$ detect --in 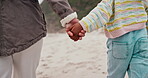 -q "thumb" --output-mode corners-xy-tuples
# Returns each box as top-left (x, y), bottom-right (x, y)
(67, 31), (73, 36)
(65, 23), (71, 28)
(66, 24), (74, 32)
